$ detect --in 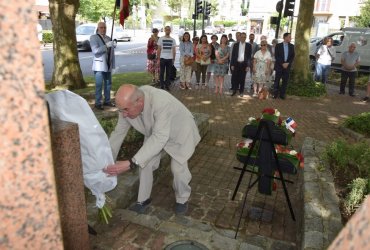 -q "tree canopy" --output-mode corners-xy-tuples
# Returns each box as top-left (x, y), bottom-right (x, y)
(355, 0), (370, 27)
